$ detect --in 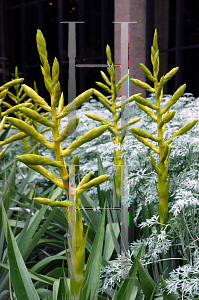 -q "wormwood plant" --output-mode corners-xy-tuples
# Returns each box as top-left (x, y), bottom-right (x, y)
(129, 29), (198, 230)
(85, 45), (141, 204)
(6, 30), (111, 299)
